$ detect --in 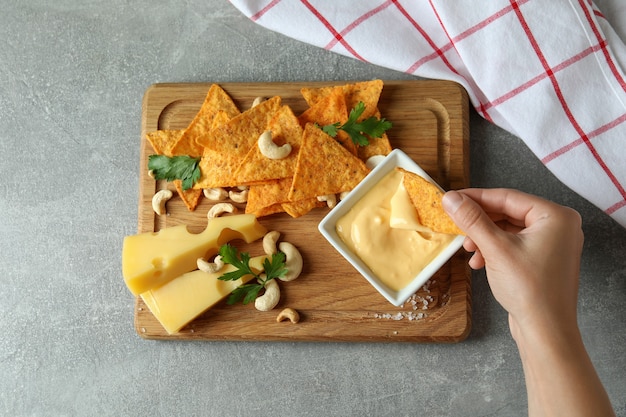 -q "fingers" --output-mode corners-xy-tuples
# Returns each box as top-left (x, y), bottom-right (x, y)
(443, 188), (580, 270)
(463, 236), (478, 252)
(442, 190), (507, 255)
(469, 249), (485, 269)
(461, 236), (485, 268)
(455, 188), (556, 227)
